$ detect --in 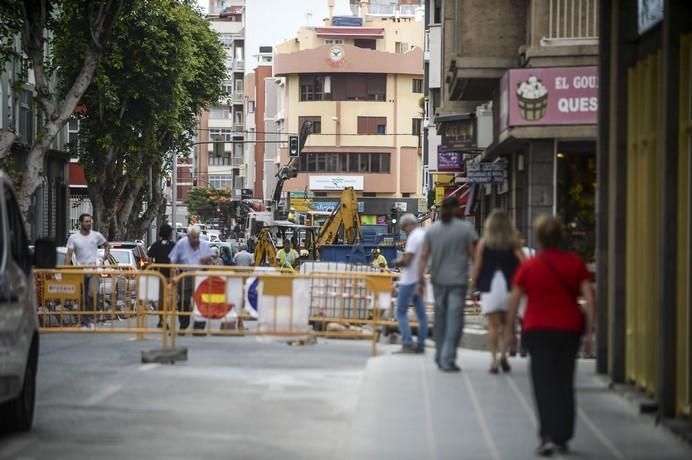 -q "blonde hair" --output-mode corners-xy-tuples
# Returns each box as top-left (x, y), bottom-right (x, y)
(533, 214), (563, 249)
(483, 209), (519, 250)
